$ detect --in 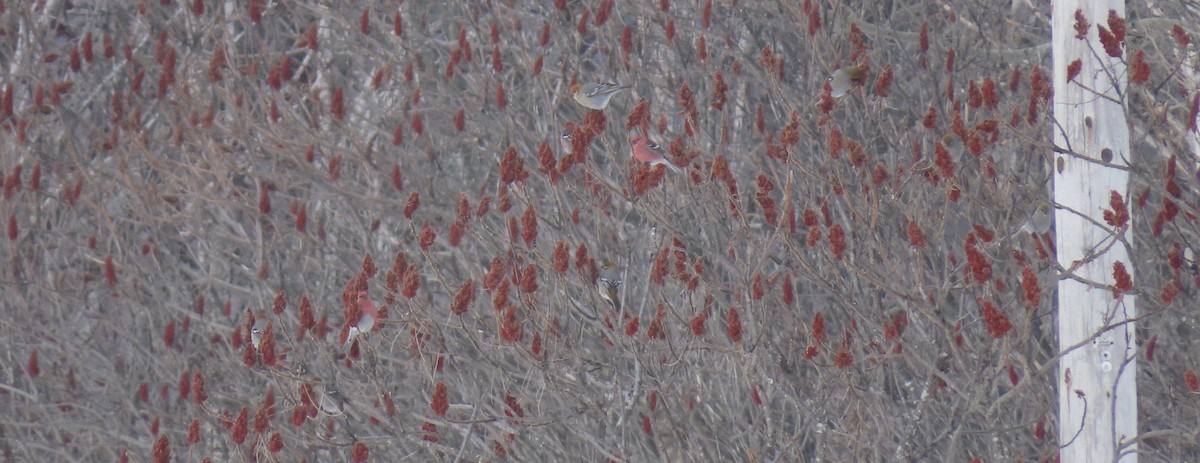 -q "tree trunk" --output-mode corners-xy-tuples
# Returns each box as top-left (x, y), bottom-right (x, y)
(1053, 2), (1138, 462)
